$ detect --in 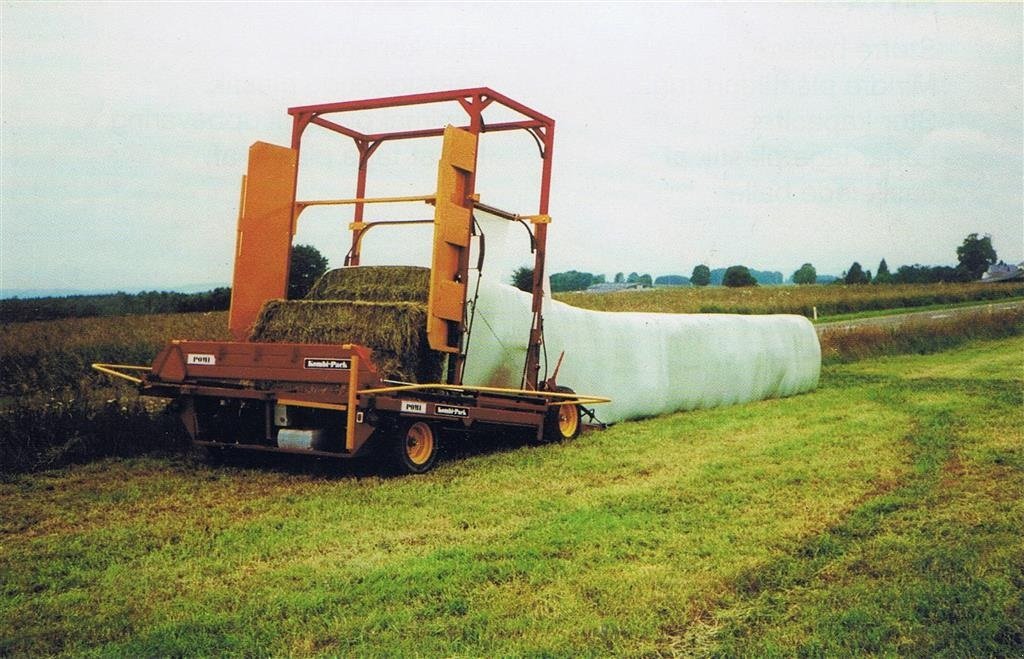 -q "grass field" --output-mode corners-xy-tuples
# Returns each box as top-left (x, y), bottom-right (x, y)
(557, 281), (1024, 318)
(2, 336), (1020, 655)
